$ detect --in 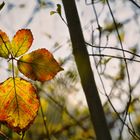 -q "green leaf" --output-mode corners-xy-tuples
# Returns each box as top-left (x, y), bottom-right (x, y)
(50, 11), (57, 15)
(56, 4), (61, 16)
